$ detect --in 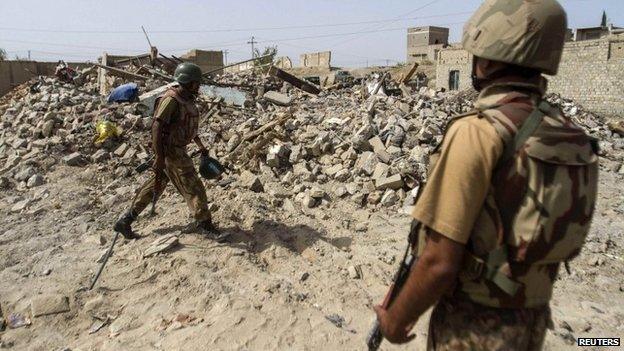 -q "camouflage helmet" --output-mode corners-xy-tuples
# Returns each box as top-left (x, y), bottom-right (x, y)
(174, 62), (202, 84)
(462, 0), (568, 75)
